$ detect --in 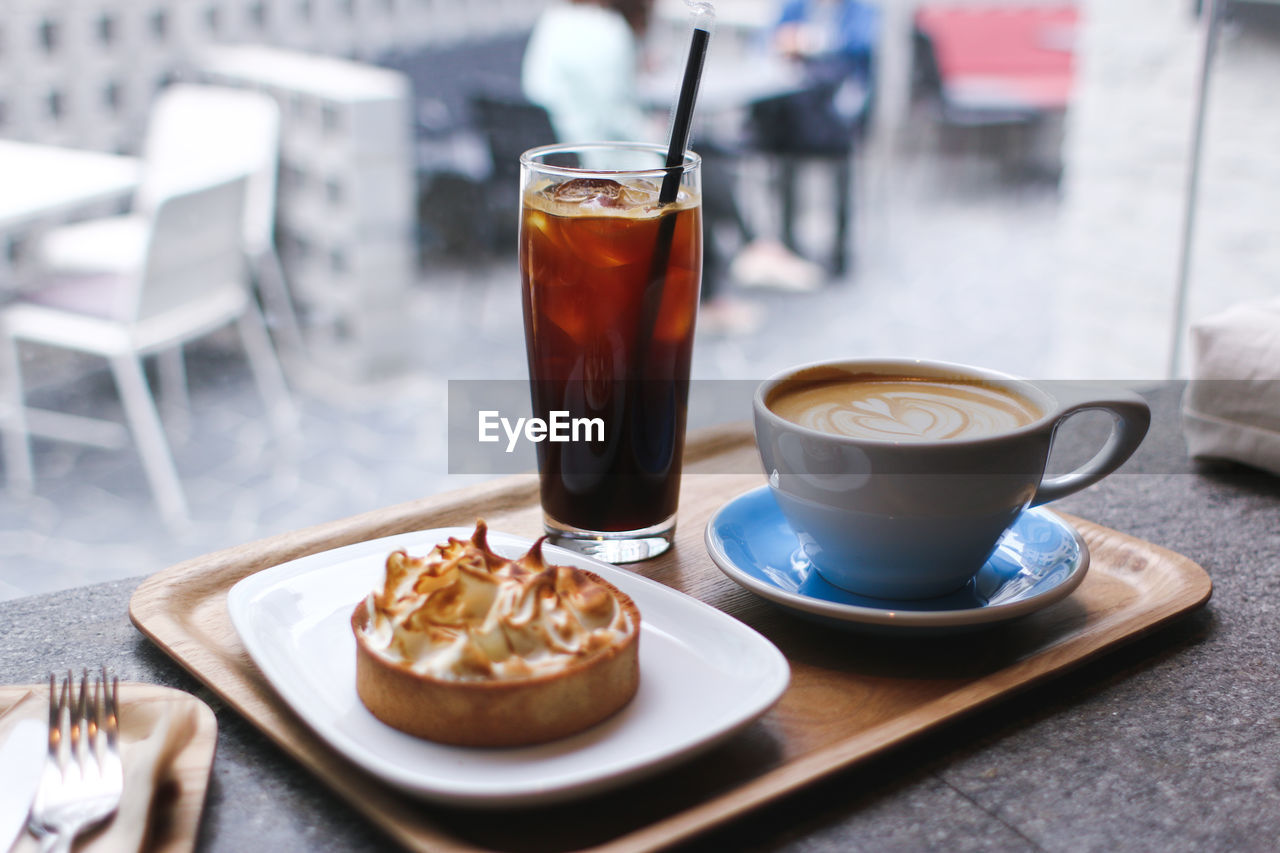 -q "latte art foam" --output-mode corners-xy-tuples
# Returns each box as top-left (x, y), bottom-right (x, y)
(769, 377), (1041, 441)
